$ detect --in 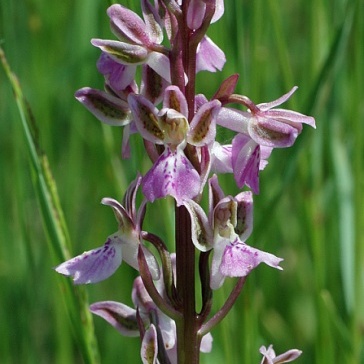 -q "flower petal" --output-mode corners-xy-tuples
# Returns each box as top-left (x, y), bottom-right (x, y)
(232, 134), (261, 194)
(54, 236), (122, 284)
(92, 39), (149, 65)
(220, 239), (283, 277)
(196, 36), (226, 73)
(187, 0), (206, 29)
(183, 199), (213, 251)
(163, 86), (188, 119)
(90, 300), (139, 336)
(235, 191), (253, 241)
(75, 87), (131, 126)
(108, 4), (151, 46)
(141, 64), (168, 105)
(141, 0), (163, 44)
(128, 93), (165, 143)
(200, 332), (213, 353)
(123, 243), (160, 280)
(188, 99), (220, 146)
(248, 116), (299, 148)
(216, 106), (249, 133)
(142, 147), (201, 205)
(210, 142), (233, 174)
(141, 324), (158, 364)
(146, 52), (172, 83)
(257, 86), (298, 111)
